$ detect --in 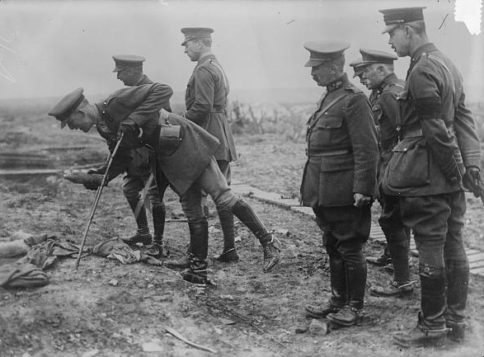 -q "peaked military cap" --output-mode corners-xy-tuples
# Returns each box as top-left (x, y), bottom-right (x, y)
(48, 88), (85, 128)
(349, 58), (365, 78)
(181, 27), (214, 46)
(379, 7), (426, 33)
(112, 55), (145, 72)
(303, 41), (350, 67)
(359, 49), (397, 65)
